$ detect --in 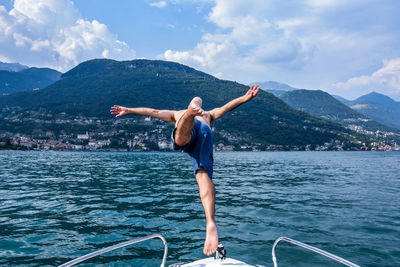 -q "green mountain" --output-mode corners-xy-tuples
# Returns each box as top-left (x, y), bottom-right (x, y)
(0, 67), (61, 95)
(281, 90), (362, 119)
(0, 59), (366, 148)
(278, 89), (399, 133)
(347, 92), (400, 130)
